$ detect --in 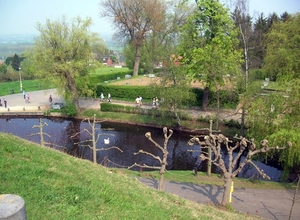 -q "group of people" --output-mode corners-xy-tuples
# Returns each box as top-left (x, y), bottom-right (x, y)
(152, 97), (159, 108)
(0, 97), (7, 108)
(100, 93), (112, 102)
(22, 90), (30, 103)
